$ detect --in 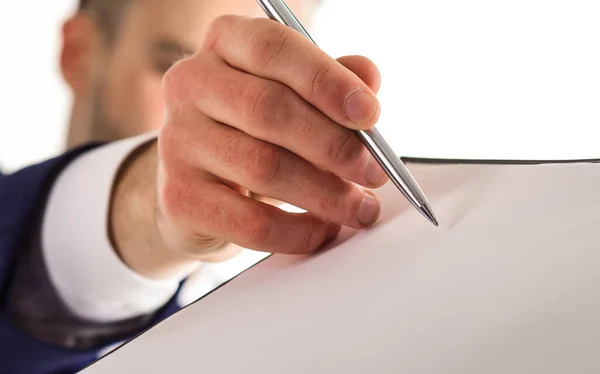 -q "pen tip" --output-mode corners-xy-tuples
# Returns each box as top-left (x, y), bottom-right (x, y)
(419, 204), (439, 227)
